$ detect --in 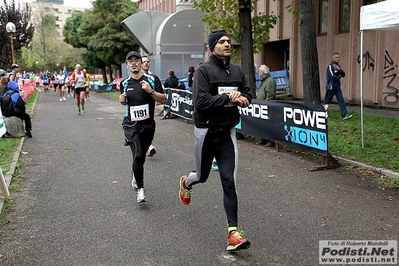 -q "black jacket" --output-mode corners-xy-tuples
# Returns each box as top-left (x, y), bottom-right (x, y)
(192, 54), (252, 129)
(163, 75), (179, 88)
